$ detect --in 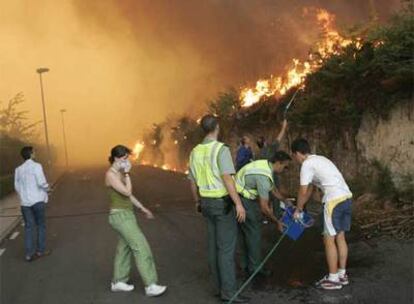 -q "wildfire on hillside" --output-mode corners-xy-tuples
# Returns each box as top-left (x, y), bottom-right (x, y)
(149, 163), (179, 172)
(240, 8), (359, 108)
(132, 140), (180, 172)
(132, 8), (364, 171)
(132, 142), (145, 160)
